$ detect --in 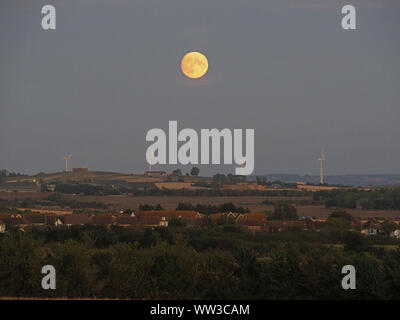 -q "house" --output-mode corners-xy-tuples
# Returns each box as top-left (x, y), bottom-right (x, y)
(115, 215), (138, 227)
(267, 221), (286, 233)
(90, 215), (115, 226)
(225, 212), (241, 219)
(140, 215), (165, 227)
(361, 219), (382, 235)
(58, 214), (89, 226)
(237, 219), (264, 232)
(0, 220), (5, 233)
(237, 213), (267, 224)
(3, 214), (27, 228)
(174, 210), (202, 225)
(23, 214), (47, 226)
(209, 213), (224, 221)
(236, 213), (267, 232)
(136, 210), (174, 220)
(135, 210), (201, 227)
(159, 216), (168, 227)
(55, 217), (63, 226)
(209, 212), (243, 225)
(390, 229), (400, 239)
